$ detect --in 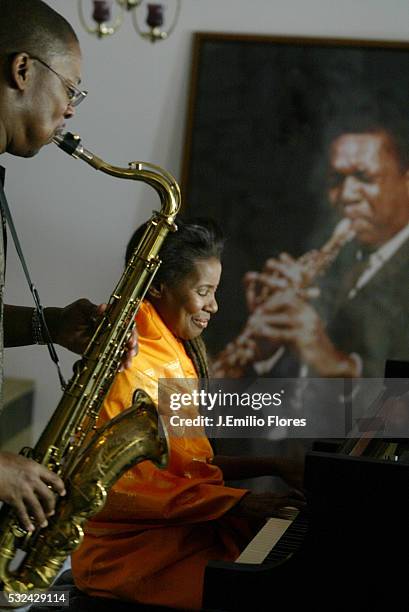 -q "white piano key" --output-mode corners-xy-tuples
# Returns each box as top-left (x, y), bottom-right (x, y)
(235, 509), (299, 565)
